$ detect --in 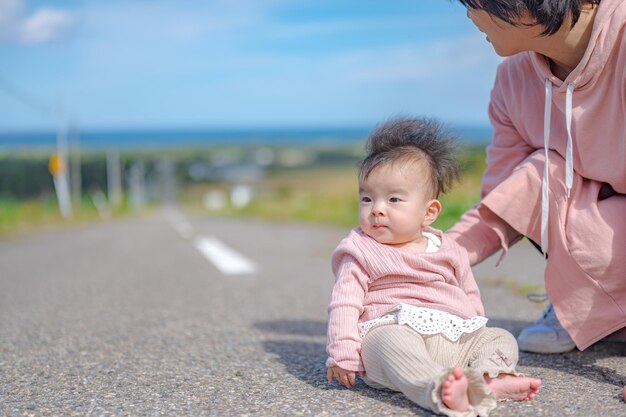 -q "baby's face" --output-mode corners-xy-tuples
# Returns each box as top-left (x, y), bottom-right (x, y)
(358, 161), (437, 247)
